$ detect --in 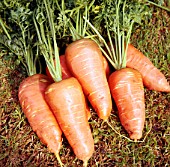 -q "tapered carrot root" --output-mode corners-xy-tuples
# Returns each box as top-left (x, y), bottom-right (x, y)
(18, 74), (63, 166)
(109, 68), (145, 140)
(65, 39), (112, 120)
(45, 77), (94, 164)
(126, 44), (170, 92)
